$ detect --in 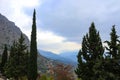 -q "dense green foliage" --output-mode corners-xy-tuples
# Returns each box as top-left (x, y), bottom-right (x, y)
(104, 25), (120, 79)
(0, 45), (8, 75)
(4, 34), (28, 79)
(75, 24), (120, 80)
(104, 25), (120, 58)
(75, 22), (104, 80)
(38, 74), (54, 80)
(27, 9), (38, 80)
